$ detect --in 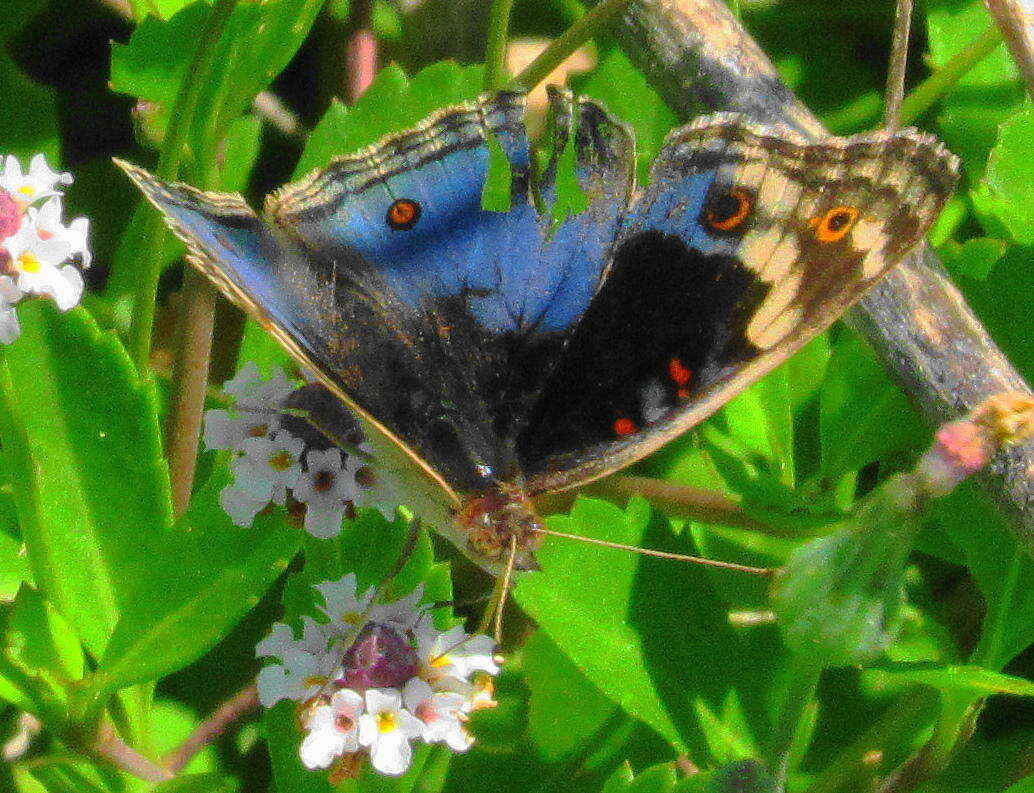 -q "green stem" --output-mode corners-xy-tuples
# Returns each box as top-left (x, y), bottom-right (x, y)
(767, 655), (824, 788)
(509, 0), (633, 91)
(483, 0), (516, 91)
(899, 24), (1002, 125)
(126, 0), (238, 372)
